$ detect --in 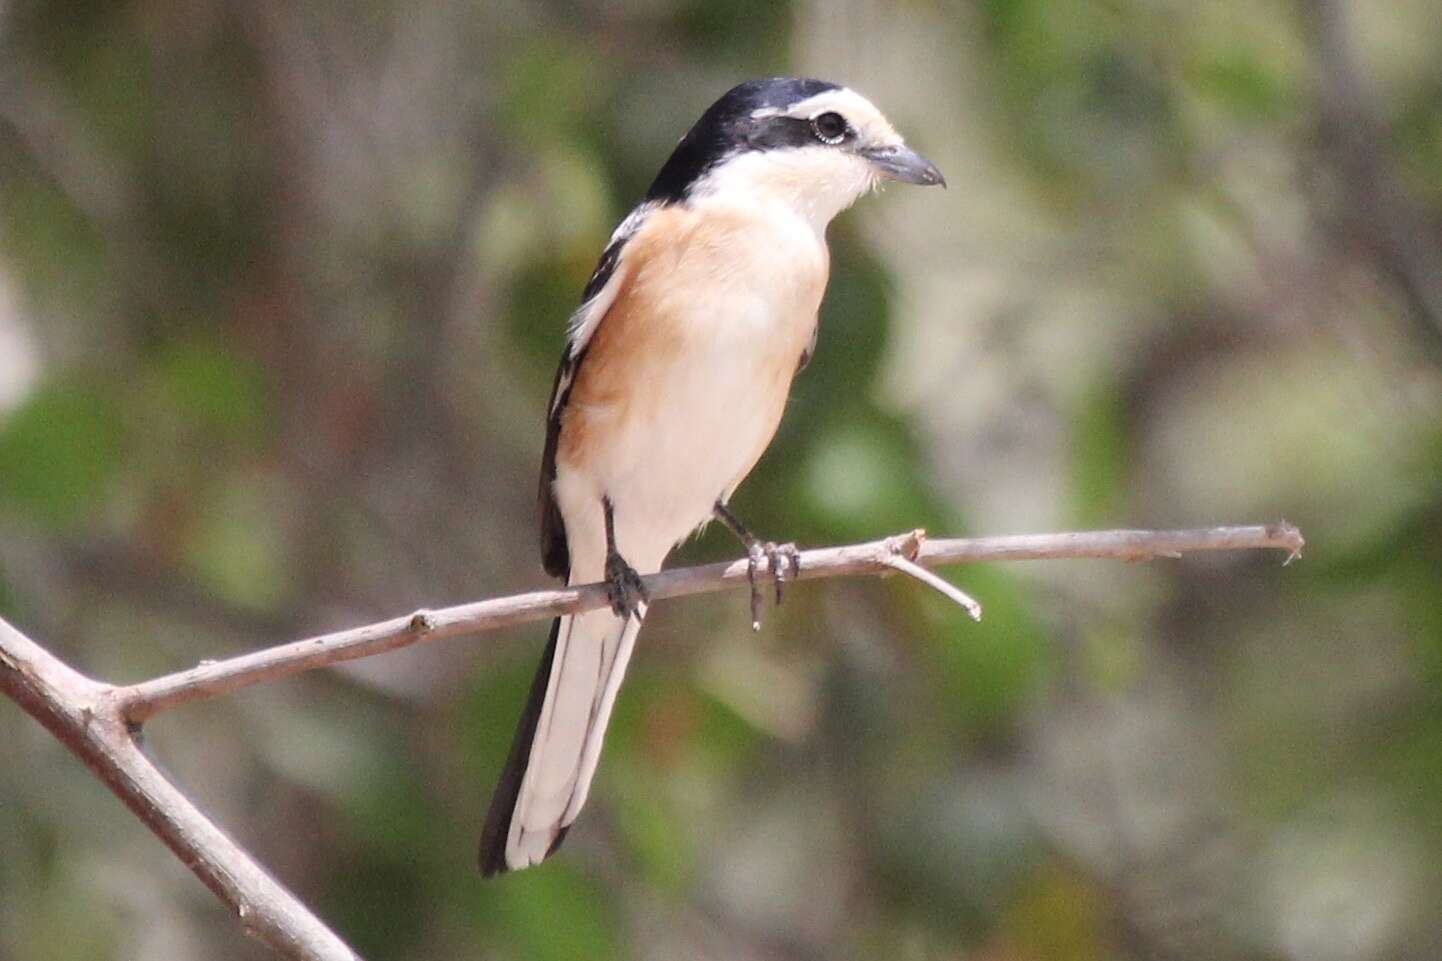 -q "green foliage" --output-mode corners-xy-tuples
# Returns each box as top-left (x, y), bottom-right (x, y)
(1067, 380), (1130, 525)
(182, 474), (290, 611)
(146, 336), (271, 443)
(325, 745), (448, 958)
(0, 178), (108, 323)
(1190, 50), (1296, 120)
(1395, 81), (1442, 202)
(466, 863), (620, 961)
(981, 0), (1177, 191)
(463, 644), (554, 794)
(915, 563), (1052, 733)
(676, 0), (792, 66)
(500, 40), (610, 147)
(0, 381), (122, 528)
